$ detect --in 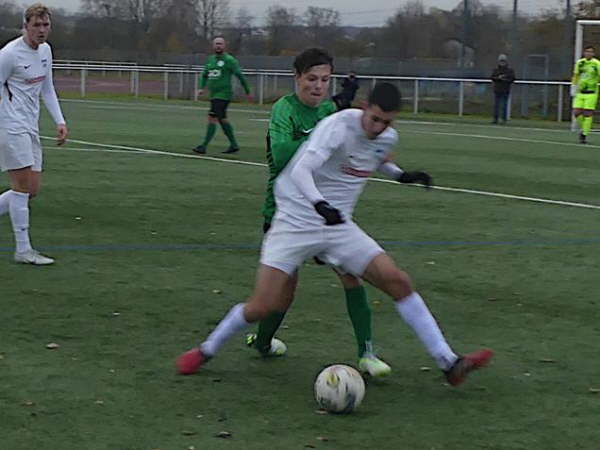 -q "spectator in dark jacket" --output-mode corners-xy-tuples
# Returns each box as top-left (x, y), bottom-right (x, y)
(491, 54), (516, 124)
(332, 71), (360, 110)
